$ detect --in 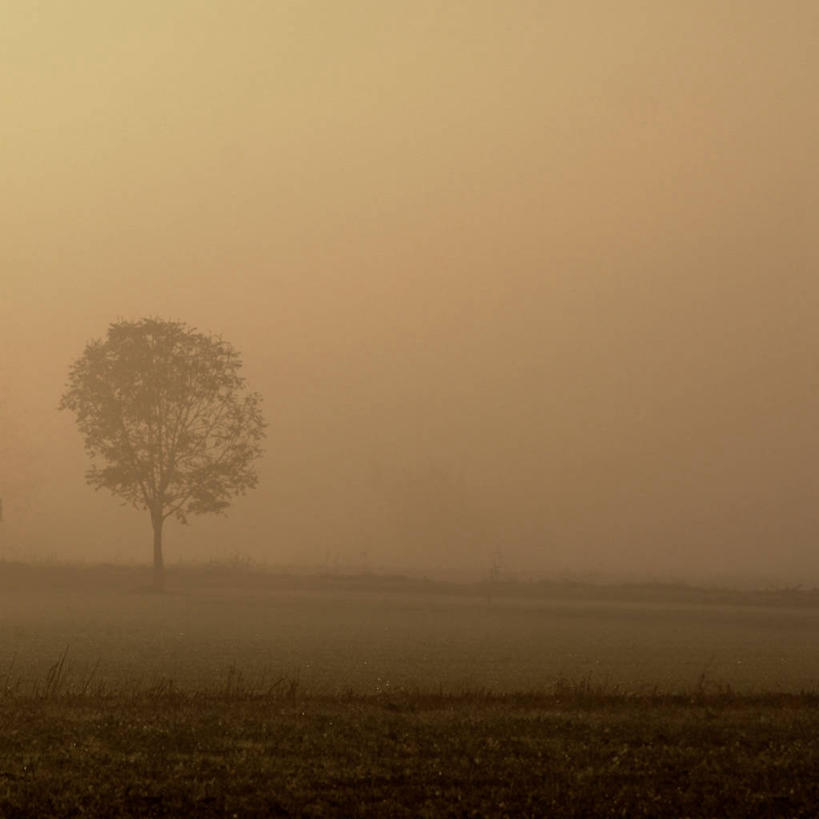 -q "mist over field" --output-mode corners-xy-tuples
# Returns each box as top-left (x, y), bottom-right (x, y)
(3, 7), (819, 813)
(3, 1), (819, 587)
